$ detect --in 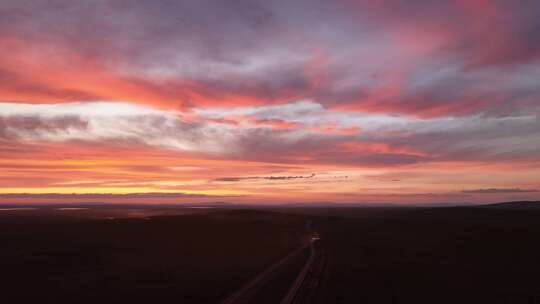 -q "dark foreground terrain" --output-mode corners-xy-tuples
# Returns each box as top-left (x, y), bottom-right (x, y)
(308, 206), (540, 304)
(1, 203), (540, 304)
(0, 208), (306, 304)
